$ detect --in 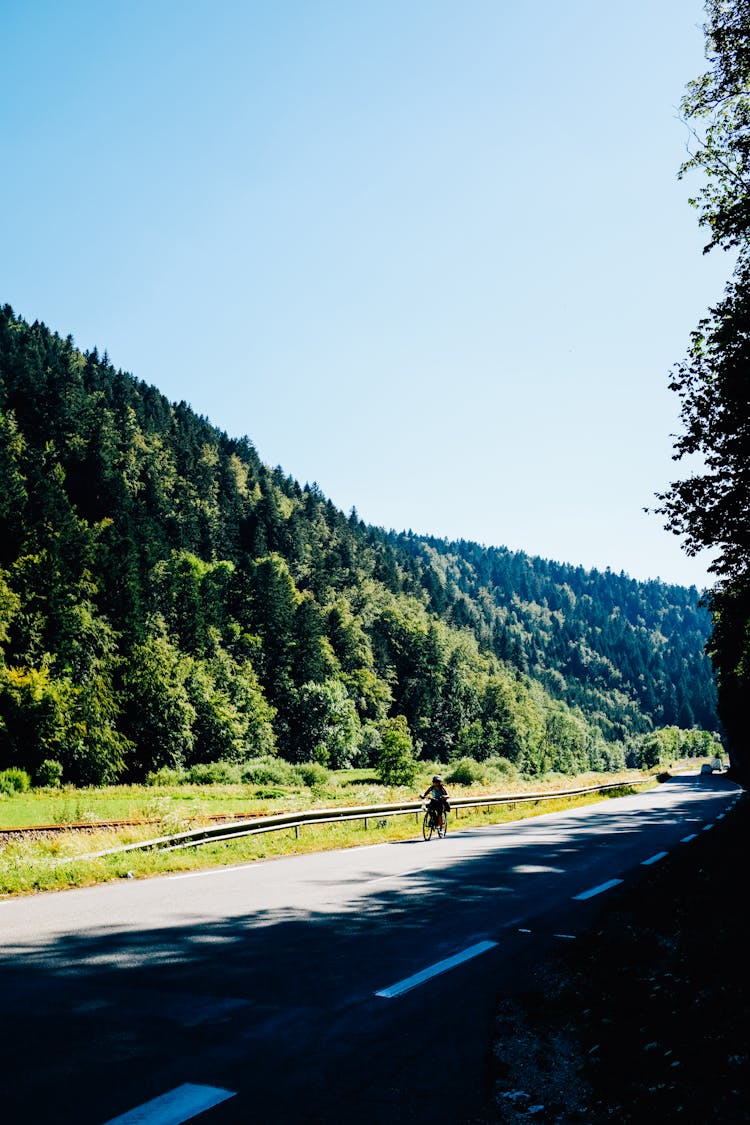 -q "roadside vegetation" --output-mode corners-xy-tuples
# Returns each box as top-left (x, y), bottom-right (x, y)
(0, 757), (707, 898)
